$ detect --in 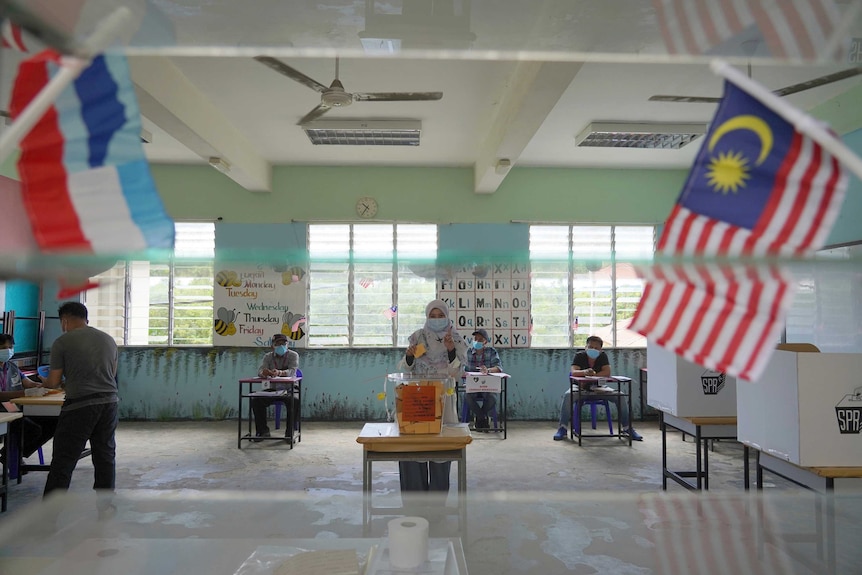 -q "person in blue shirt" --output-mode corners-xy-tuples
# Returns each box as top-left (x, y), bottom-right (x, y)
(463, 328), (502, 431)
(553, 335), (642, 441)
